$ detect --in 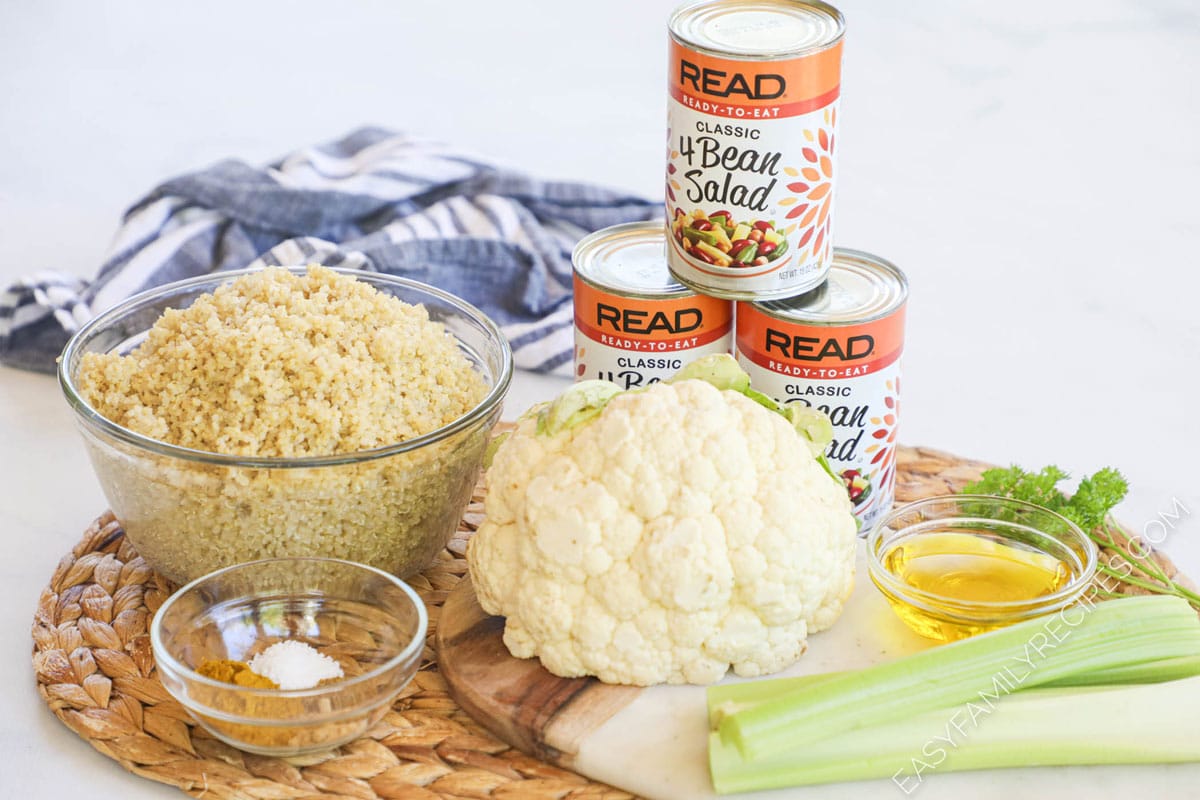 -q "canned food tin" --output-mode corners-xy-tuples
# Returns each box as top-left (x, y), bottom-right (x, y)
(573, 221), (734, 389)
(666, 0), (845, 300)
(735, 248), (907, 528)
